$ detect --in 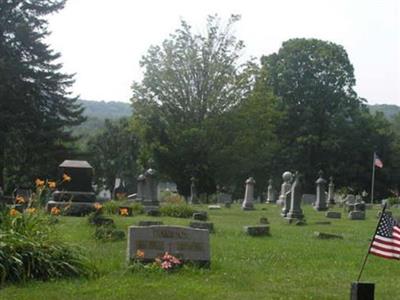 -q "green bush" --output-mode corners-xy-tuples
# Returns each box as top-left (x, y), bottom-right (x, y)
(0, 209), (97, 284)
(387, 197), (400, 206)
(160, 204), (195, 218)
(102, 200), (144, 215)
(130, 202), (144, 215)
(160, 191), (186, 204)
(102, 200), (119, 215)
(94, 225), (125, 242)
